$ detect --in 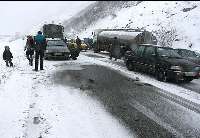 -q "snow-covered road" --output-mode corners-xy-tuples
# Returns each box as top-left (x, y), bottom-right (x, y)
(0, 39), (135, 138)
